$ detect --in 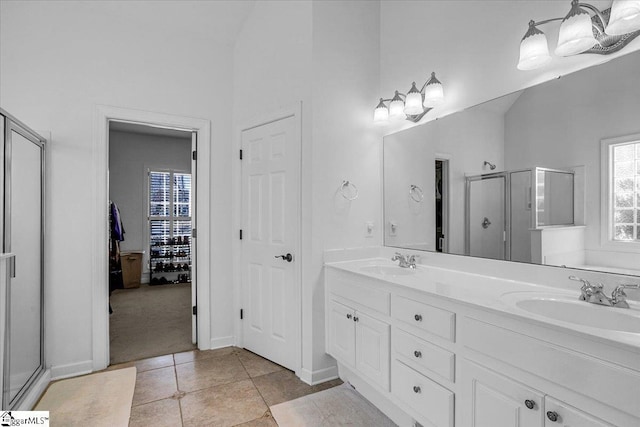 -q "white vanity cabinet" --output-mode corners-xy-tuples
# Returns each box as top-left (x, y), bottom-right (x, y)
(326, 272), (391, 392)
(461, 360), (614, 427)
(324, 263), (640, 427)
